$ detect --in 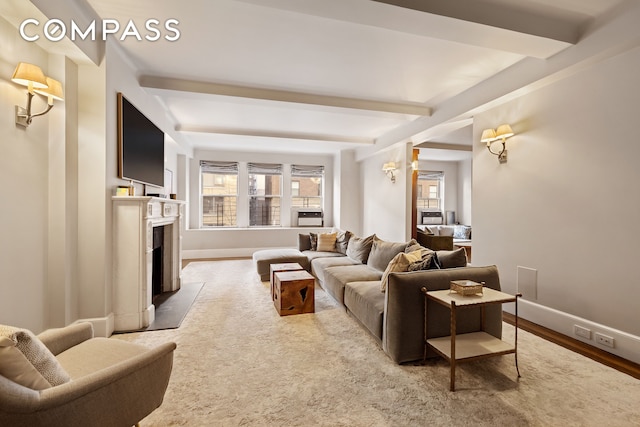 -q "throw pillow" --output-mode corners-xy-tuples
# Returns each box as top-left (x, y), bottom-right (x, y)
(332, 228), (352, 255)
(346, 234), (375, 264)
(405, 238), (422, 253)
(437, 226), (454, 237)
(309, 232), (318, 251)
(408, 249), (439, 271)
(298, 234), (312, 251)
(367, 236), (409, 272)
(0, 325), (71, 388)
(0, 337), (52, 390)
(453, 225), (472, 240)
(436, 247), (468, 268)
(380, 249), (423, 292)
(316, 232), (338, 252)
